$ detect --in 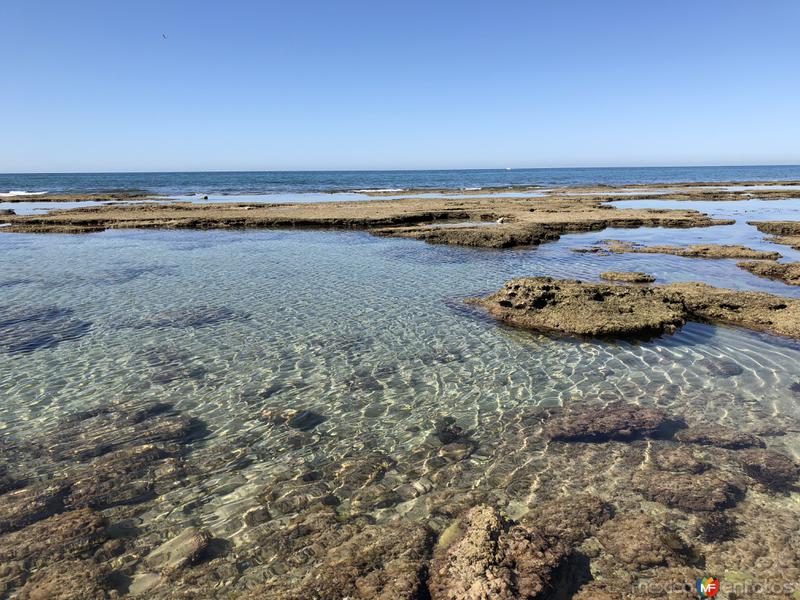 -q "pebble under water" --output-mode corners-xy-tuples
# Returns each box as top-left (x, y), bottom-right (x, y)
(1, 198), (800, 598)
